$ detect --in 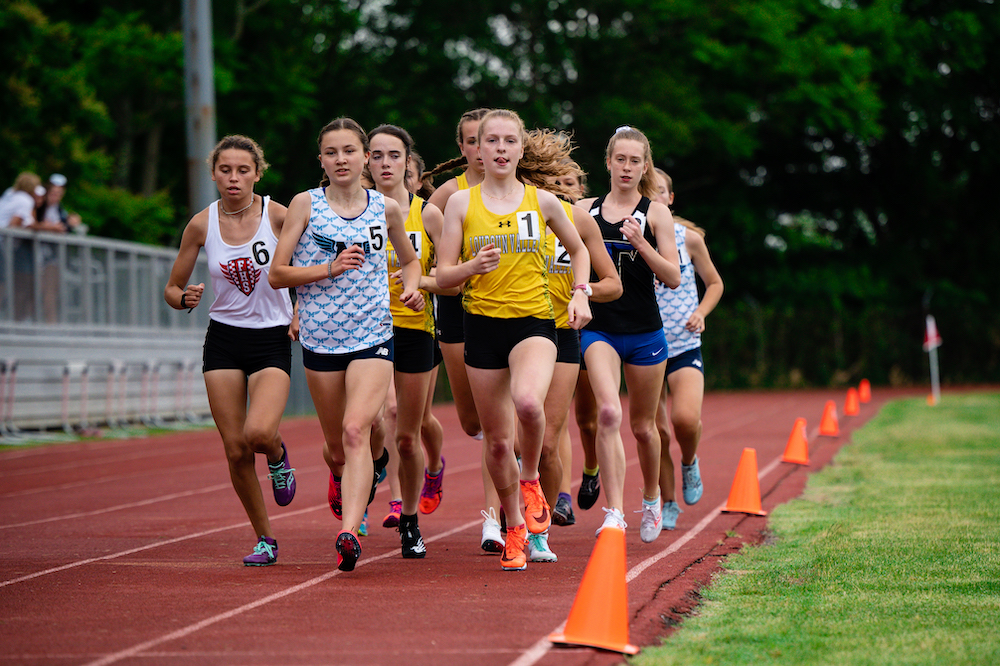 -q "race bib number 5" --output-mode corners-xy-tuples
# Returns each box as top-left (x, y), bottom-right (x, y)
(368, 222), (386, 252)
